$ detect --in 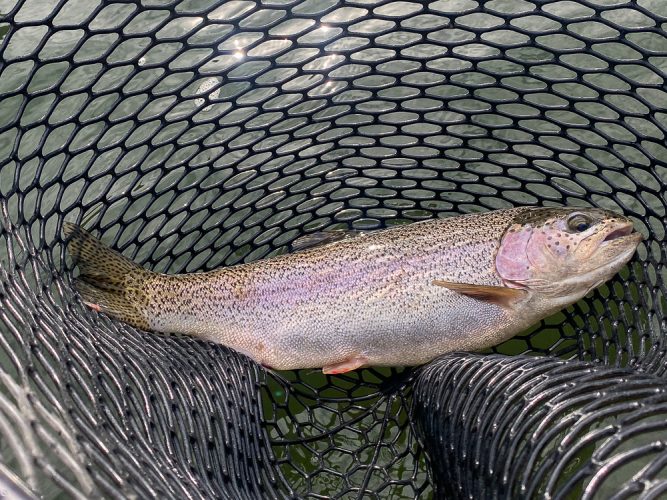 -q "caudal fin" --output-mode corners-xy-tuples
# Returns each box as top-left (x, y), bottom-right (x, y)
(63, 222), (152, 330)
